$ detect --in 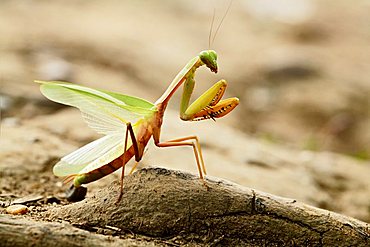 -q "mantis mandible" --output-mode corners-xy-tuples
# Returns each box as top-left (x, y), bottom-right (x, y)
(36, 50), (239, 201)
